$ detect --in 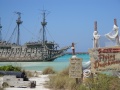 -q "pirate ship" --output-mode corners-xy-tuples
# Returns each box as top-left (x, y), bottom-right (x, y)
(0, 11), (70, 62)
